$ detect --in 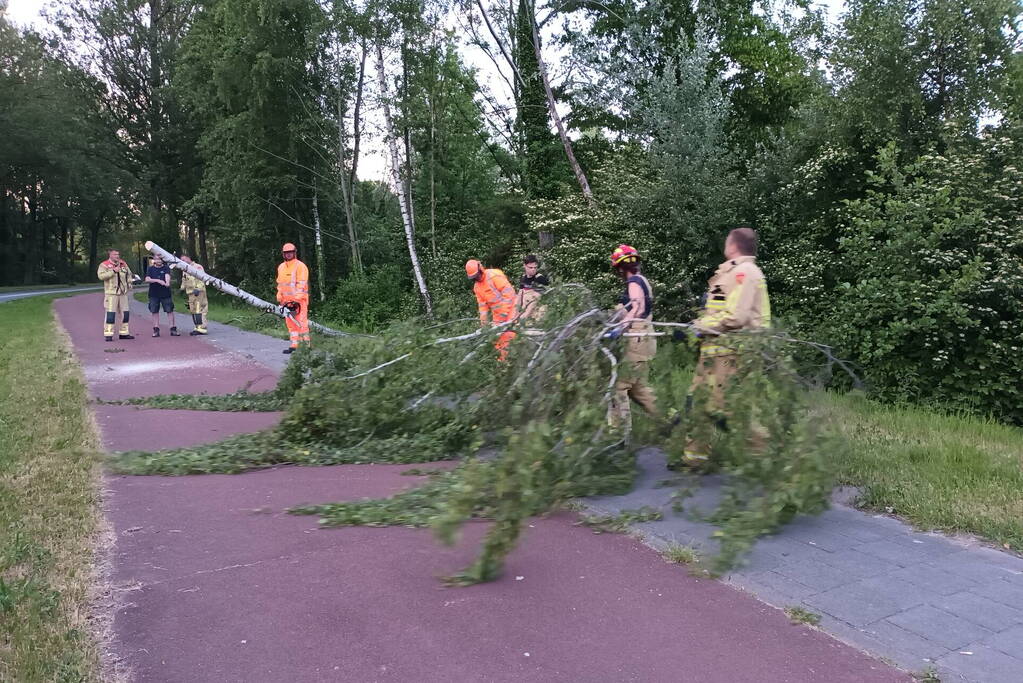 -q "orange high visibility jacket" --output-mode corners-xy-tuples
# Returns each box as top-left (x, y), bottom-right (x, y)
(277, 259), (310, 303)
(473, 268), (516, 324)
